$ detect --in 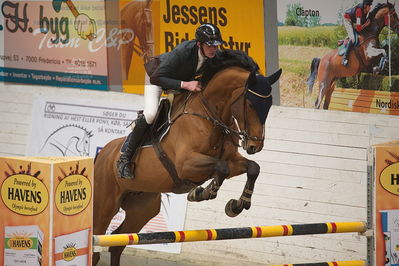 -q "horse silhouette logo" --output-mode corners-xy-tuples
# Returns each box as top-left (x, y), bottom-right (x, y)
(39, 124), (94, 156)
